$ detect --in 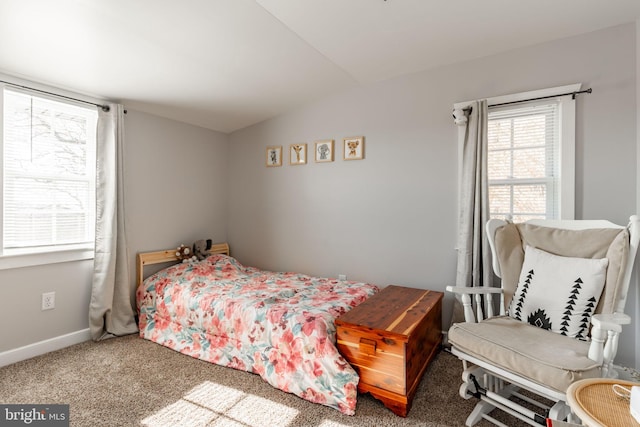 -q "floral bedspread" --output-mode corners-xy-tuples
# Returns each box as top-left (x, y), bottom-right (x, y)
(136, 254), (379, 415)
